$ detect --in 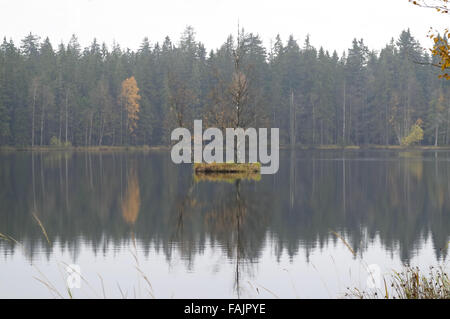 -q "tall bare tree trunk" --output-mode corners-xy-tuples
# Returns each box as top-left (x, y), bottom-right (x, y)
(112, 127), (115, 146)
(343, 80), (346, 145)
(59, 108), (62, 142)
(89, 113), (93, 146)
(349, 100), (352, 145)
(435, 124), (439, 147)
(120, 109), (123, 145)
(40, 103), (45, 146)
(290, 91), (295, 148)
(65, 89), (69, 144)
(407, 82), (411, 132)
(31, 83), (37, 147)
(385, 102), (389, 145)
(98, 116), (104, 146)
(312, 101), (316, 145)
(85, 123), (88, 146)
(321, 120), (324, 145)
